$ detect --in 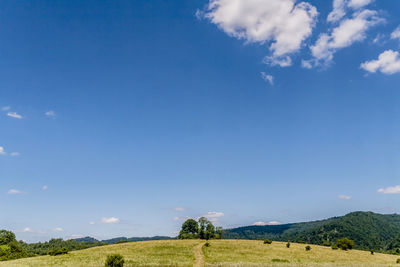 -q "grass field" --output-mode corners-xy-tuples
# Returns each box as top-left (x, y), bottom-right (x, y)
(1, 239), (399, 267)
